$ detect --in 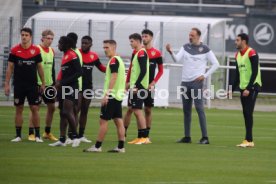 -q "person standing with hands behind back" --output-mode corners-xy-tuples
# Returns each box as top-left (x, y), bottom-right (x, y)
(232, 33), (262, 148)
(28, 29), (58, 142)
